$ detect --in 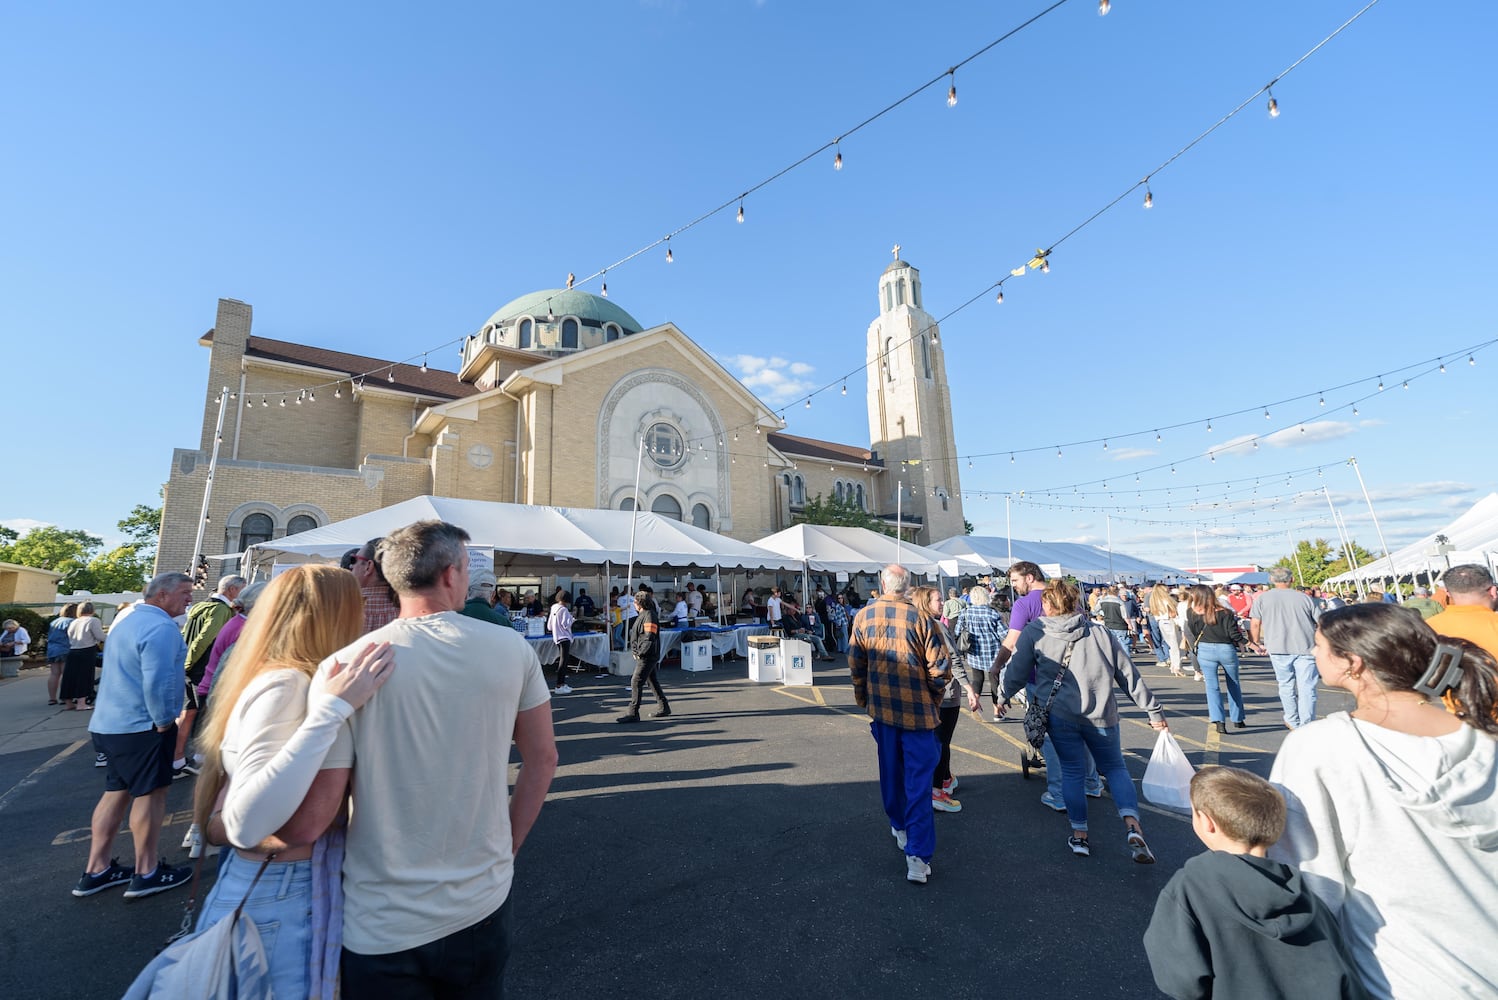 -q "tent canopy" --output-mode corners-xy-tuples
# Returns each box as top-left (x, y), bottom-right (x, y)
(241, 496), (803, 574)
(927, 535), (1192, 584)
(1225, 571), (1271, 586)
(1326, 492), (1498, 585)
(751, 524), (958, 576)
